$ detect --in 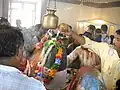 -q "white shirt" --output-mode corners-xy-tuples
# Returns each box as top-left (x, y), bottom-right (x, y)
(84, 36), (120, 89)
(0, 65), (46, 90)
